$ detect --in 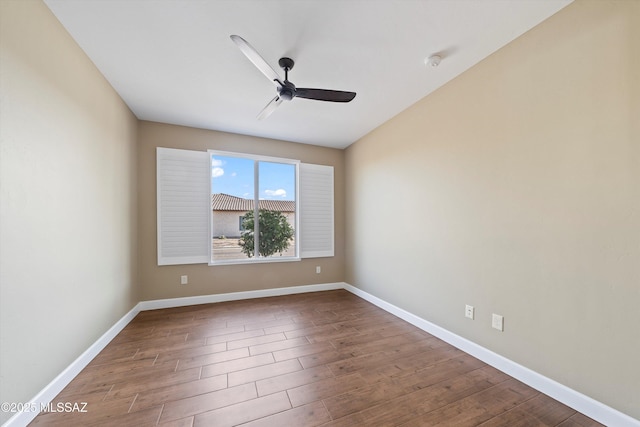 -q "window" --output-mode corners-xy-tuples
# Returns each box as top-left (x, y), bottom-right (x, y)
(157, 147), (333, 266)
(210, 151), (298, 264)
